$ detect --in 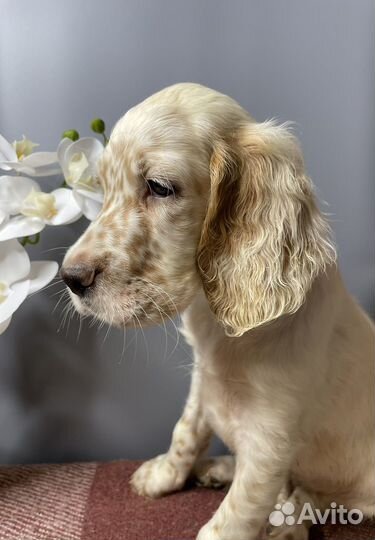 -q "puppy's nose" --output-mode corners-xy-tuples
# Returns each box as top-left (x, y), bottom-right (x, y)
(61, 264), (96, 297)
